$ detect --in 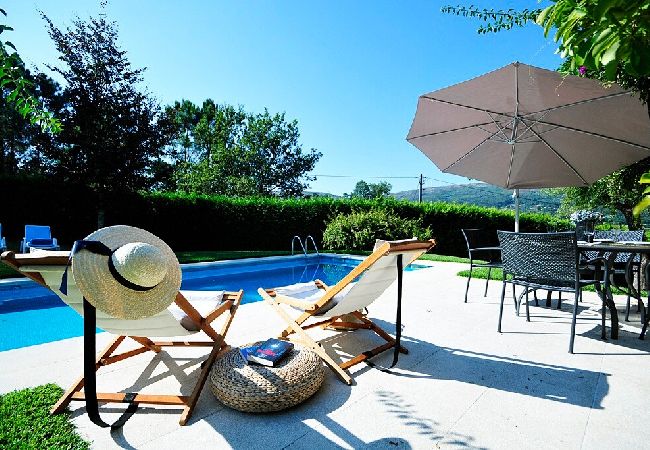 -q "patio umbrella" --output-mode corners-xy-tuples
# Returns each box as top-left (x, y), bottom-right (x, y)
(406, 62), (650, 230)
